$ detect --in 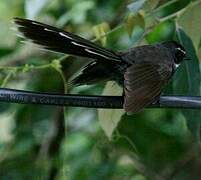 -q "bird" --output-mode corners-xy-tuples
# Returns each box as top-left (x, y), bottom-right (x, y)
(13, 17), (188, 114)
